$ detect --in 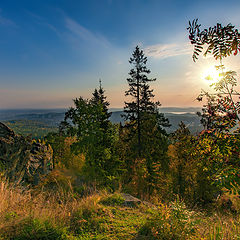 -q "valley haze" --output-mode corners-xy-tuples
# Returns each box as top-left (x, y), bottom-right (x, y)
(0, 107), (203, 135)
